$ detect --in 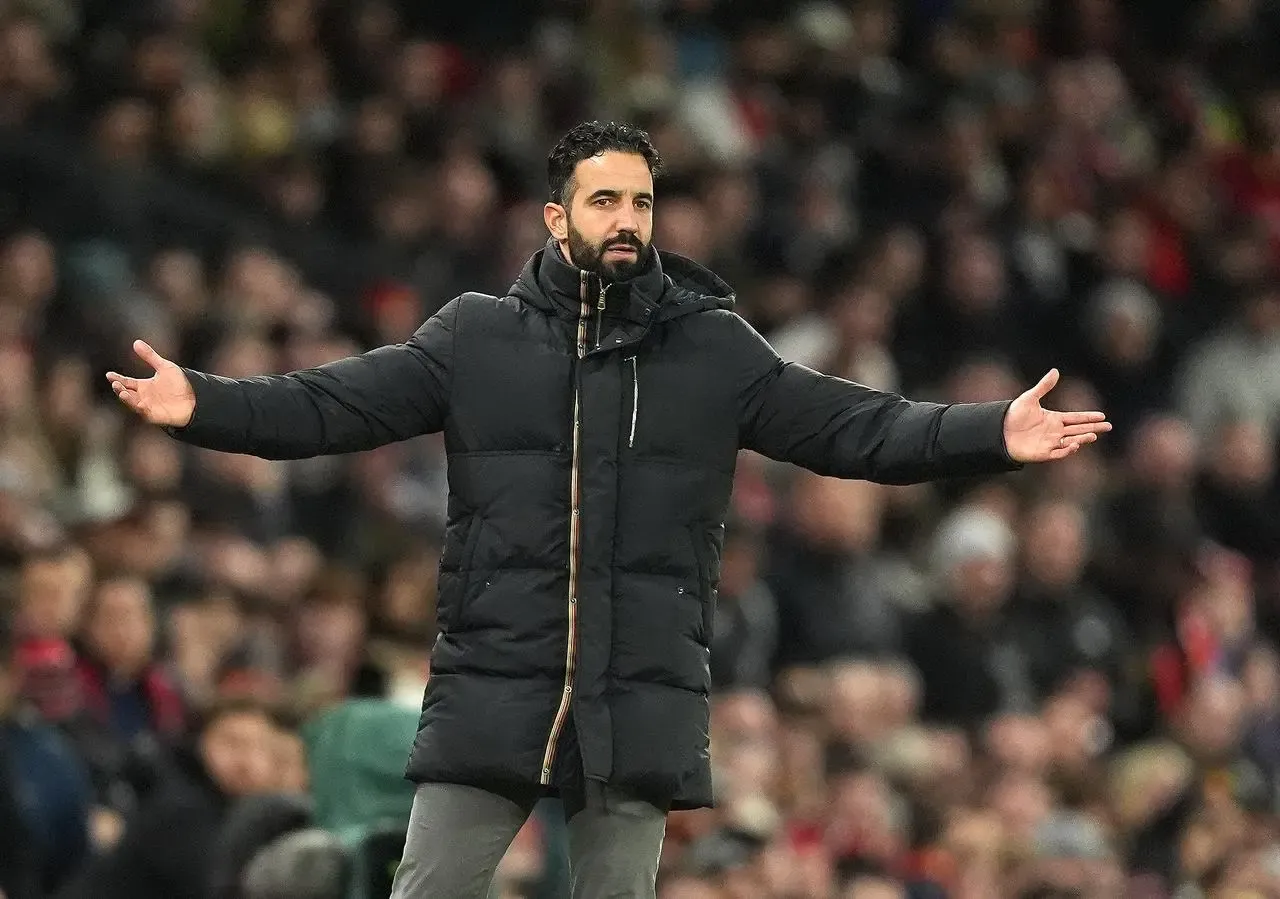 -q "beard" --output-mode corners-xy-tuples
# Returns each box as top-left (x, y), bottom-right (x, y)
(566, 221), (651, 281)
